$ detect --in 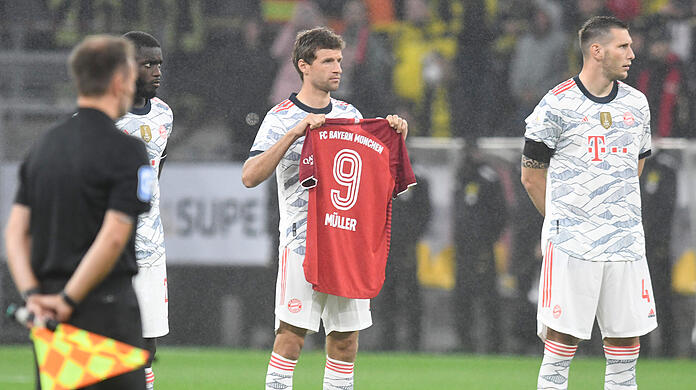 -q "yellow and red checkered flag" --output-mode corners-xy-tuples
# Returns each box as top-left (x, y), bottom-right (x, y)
(30, 323), (149, 390)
